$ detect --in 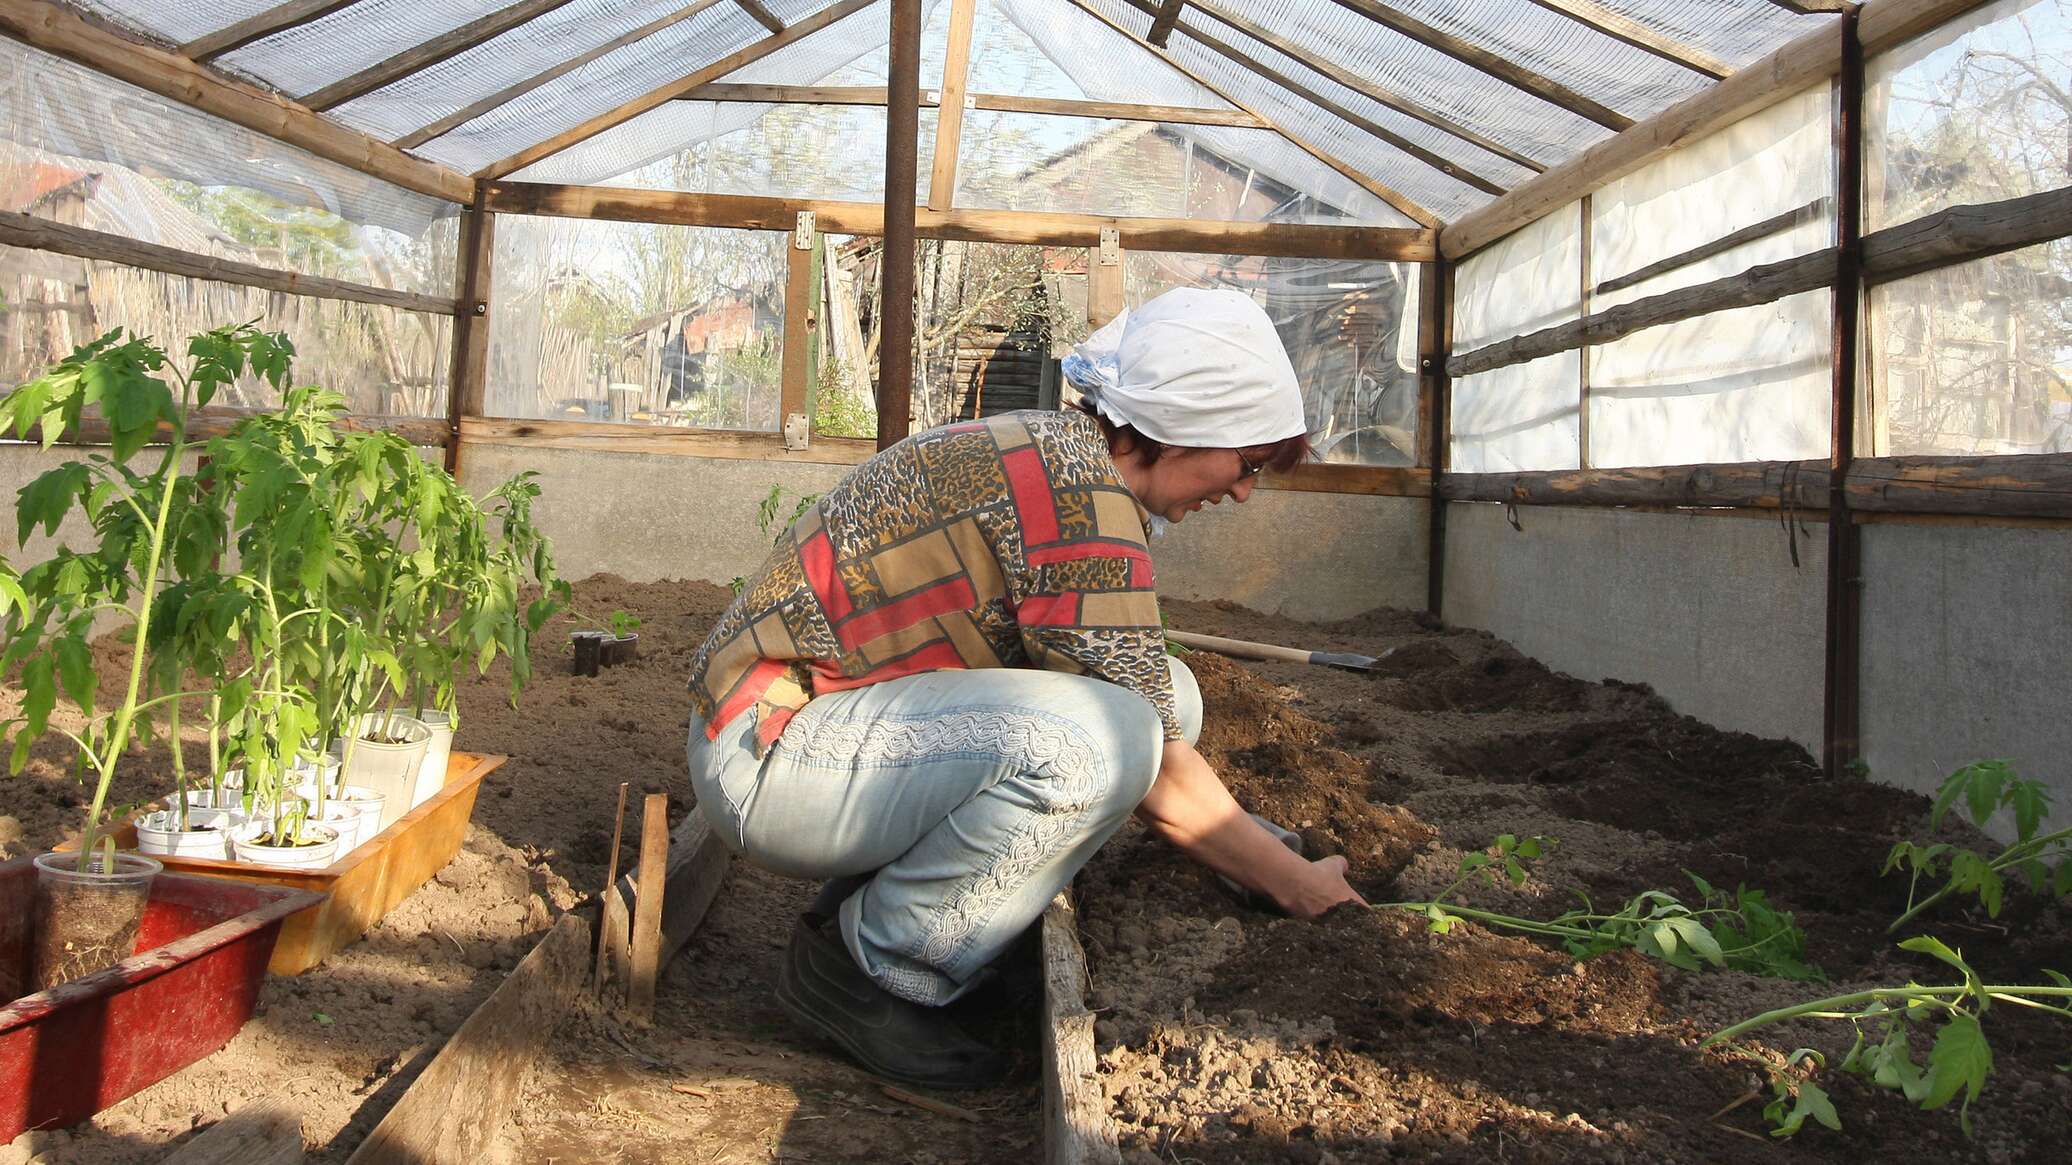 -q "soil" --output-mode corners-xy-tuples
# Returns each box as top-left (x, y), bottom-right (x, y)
(1079, 599), (2072, 1165)
(30, 873), (150, 992)
(3, 579), (2064, 1163)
